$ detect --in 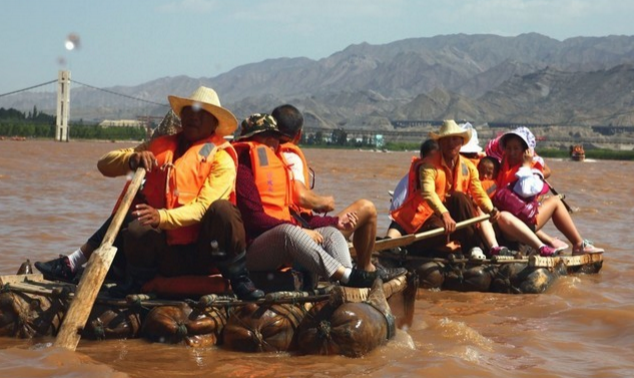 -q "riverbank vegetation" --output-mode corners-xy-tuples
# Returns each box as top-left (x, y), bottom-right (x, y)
(0, 108), (146, 140)
(2, 109), (633, 160)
